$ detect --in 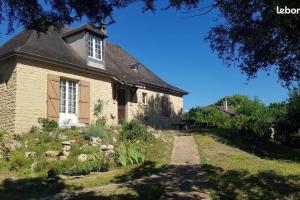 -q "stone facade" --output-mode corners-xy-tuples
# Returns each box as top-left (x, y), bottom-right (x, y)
(0, 59), (17, 133)
(0, 58), (184, 133)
